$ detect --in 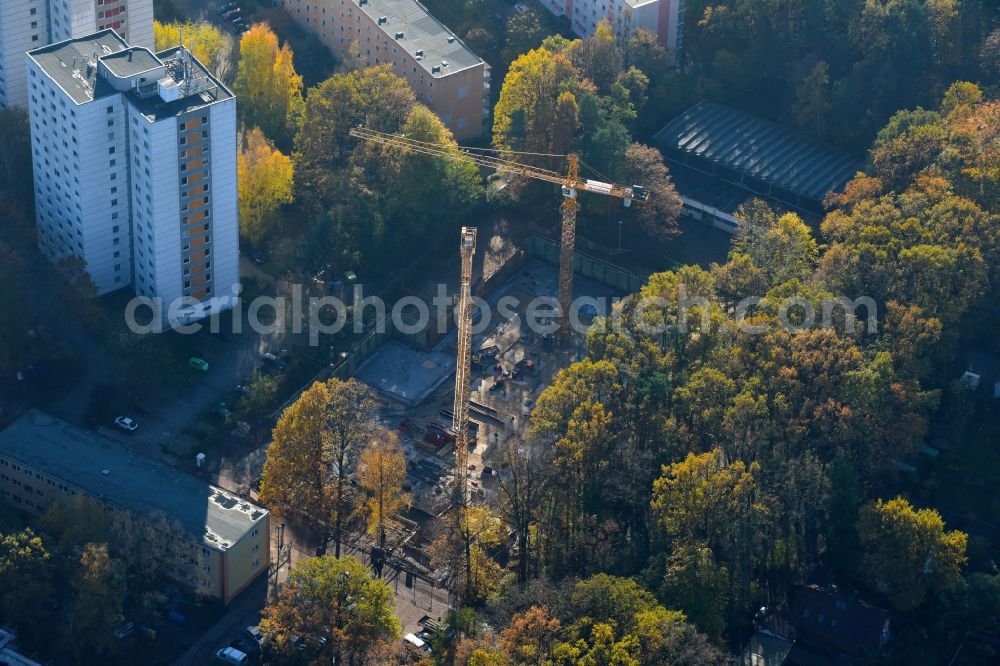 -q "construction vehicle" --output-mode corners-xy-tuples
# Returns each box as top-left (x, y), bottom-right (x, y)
(347, 127), (648, 338)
